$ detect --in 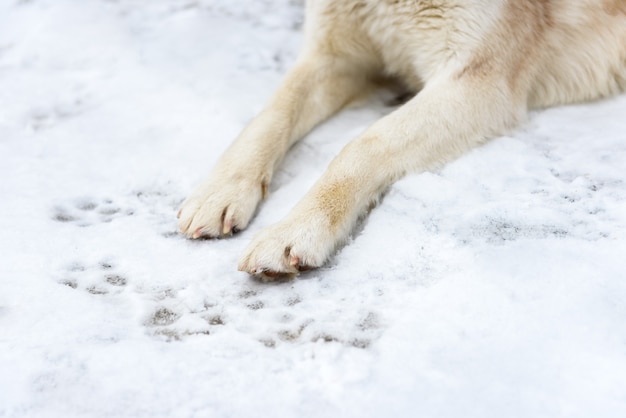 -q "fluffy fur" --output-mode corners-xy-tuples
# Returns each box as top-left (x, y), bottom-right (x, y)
(178, 0), (626, 280)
